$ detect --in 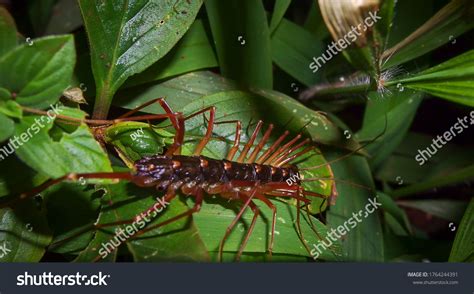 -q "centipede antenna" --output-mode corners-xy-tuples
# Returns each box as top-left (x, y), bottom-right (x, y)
(301, 176), (373, 191)
(299, 111), (388, 171)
